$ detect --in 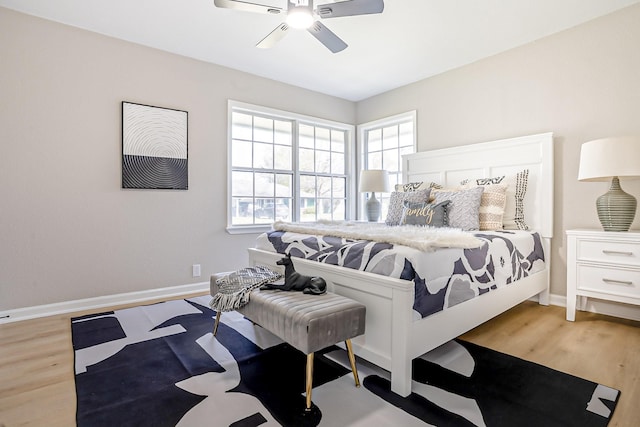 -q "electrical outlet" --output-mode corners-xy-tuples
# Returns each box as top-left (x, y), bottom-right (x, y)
(192, 264), (201, 278)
